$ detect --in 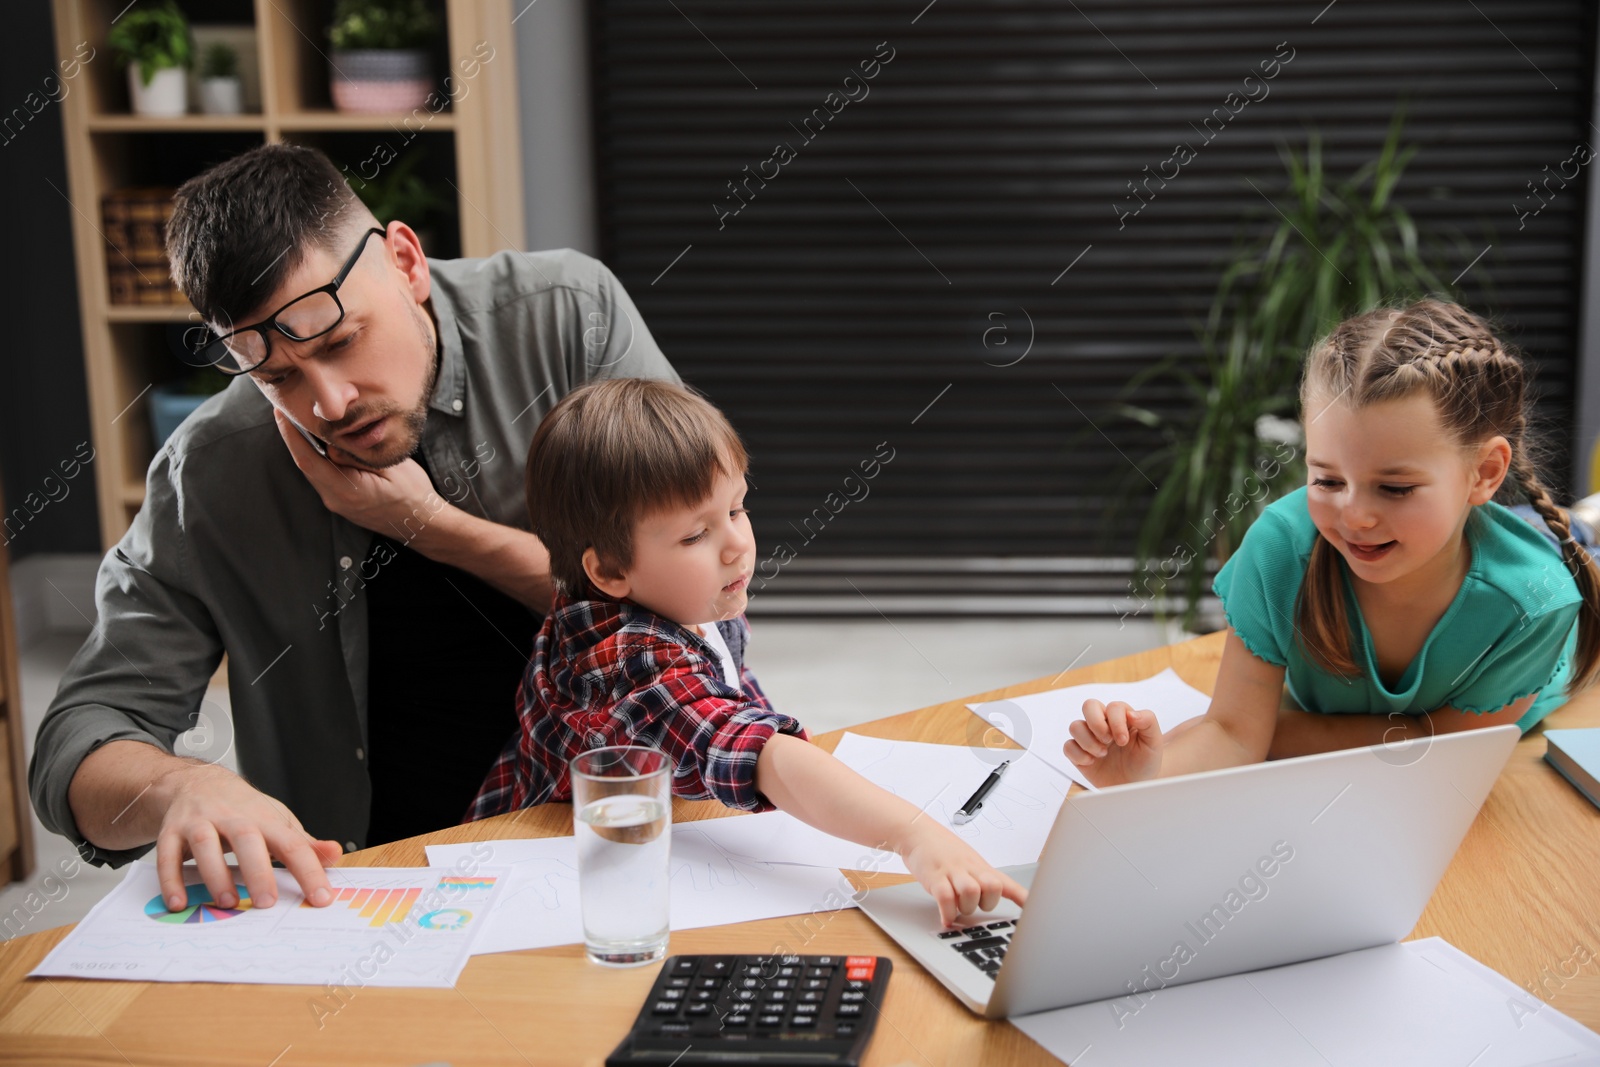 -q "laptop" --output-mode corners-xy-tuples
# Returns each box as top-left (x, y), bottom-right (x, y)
(856, 725), (1520, 1018)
